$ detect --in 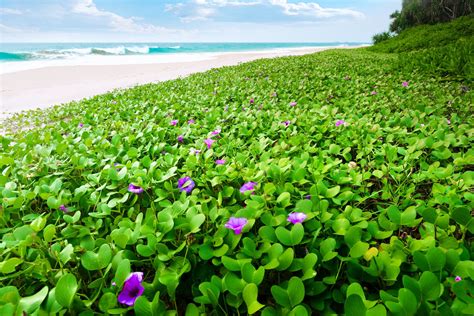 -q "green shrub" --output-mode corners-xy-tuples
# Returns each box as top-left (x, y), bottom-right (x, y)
(370, 15), (474, 53)
(397, 38), (474, 82)
(372, 32), (393, 44)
